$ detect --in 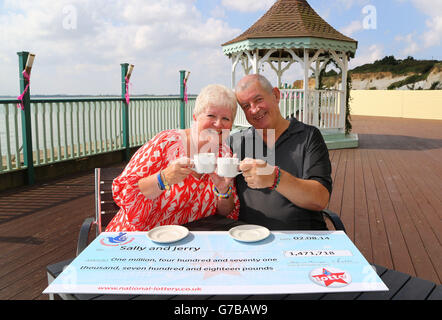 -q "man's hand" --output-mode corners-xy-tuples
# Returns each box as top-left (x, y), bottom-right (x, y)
(239, 158), (276, 189)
